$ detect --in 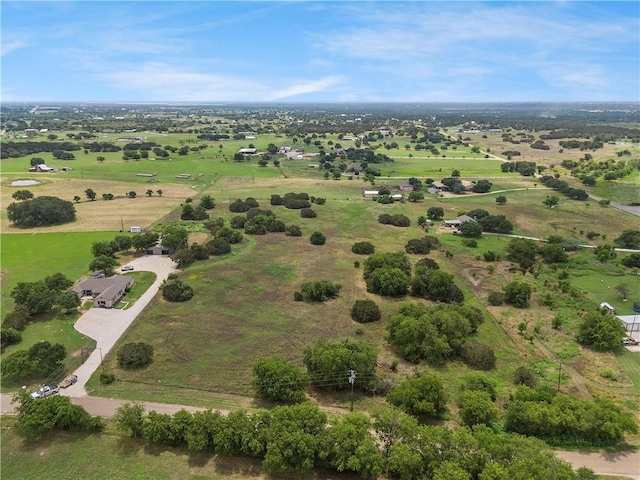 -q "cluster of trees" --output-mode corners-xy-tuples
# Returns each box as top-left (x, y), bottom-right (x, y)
(465, 209), (514, 234)
(1, 341), (66, 379)
(8, 272), (78, 322)
(405, 235), (440, 254)
(113, 401), (590, 479)
(13, 392), (104, 441)
(540, 176), (589, 201)
(387, 302), (486, 366)
(500, 160), (537, 176)
(1, 140), (80, 159)
(362, 252), (463, 302)
(270, 192), (326, 209)
(88, 233), (153, 275)
(7, 194), (76, 228)
(559, 139), (604, 150)
(181, 195), (215, 221)
(505, 386), (637, 446)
